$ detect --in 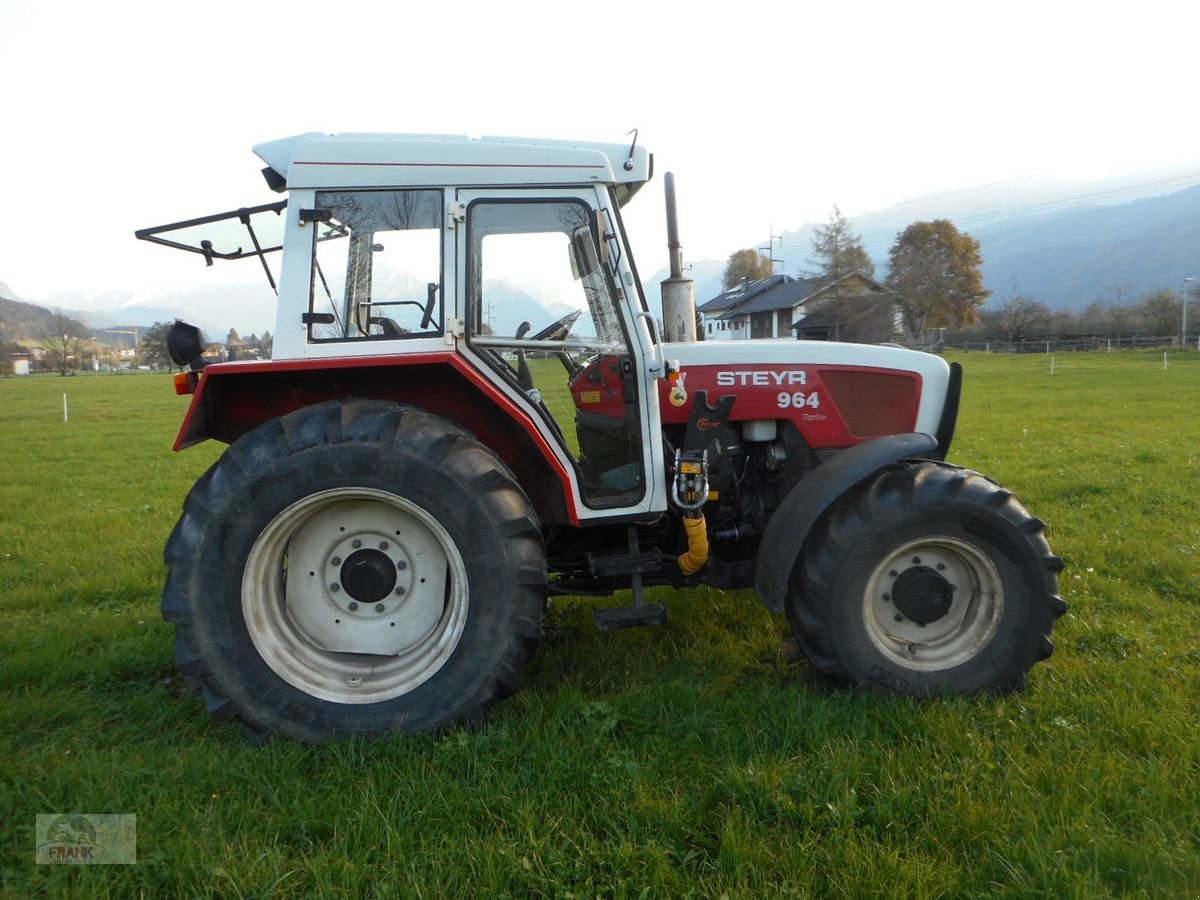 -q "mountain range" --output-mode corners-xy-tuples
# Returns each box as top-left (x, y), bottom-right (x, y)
(652, 170), (1200, 311)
